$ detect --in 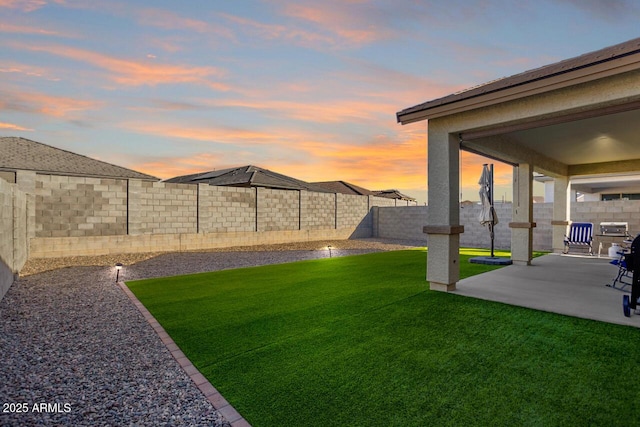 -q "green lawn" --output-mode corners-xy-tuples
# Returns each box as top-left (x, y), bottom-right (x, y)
(127, 249), (640, 426)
